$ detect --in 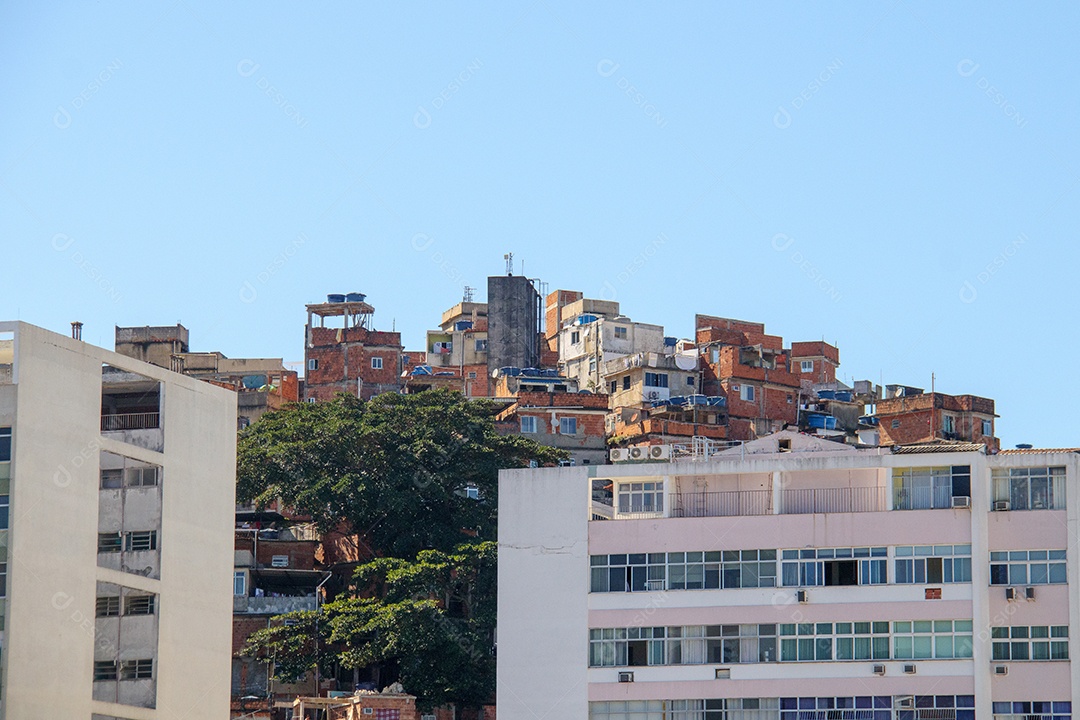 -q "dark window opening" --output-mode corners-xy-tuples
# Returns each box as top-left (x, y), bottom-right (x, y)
(824, 560), (858, 586)
(926, 557), (944, 584)
(627, 640), (648, 666)
(622, 376), (630, 391)
(951, 466), (971, 497)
